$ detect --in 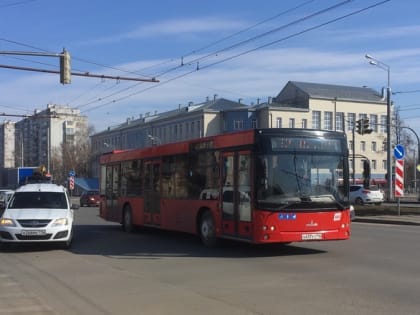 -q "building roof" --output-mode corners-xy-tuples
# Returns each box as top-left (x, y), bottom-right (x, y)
(280, 81), (386, 103)
(95, 97), (246, 135)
